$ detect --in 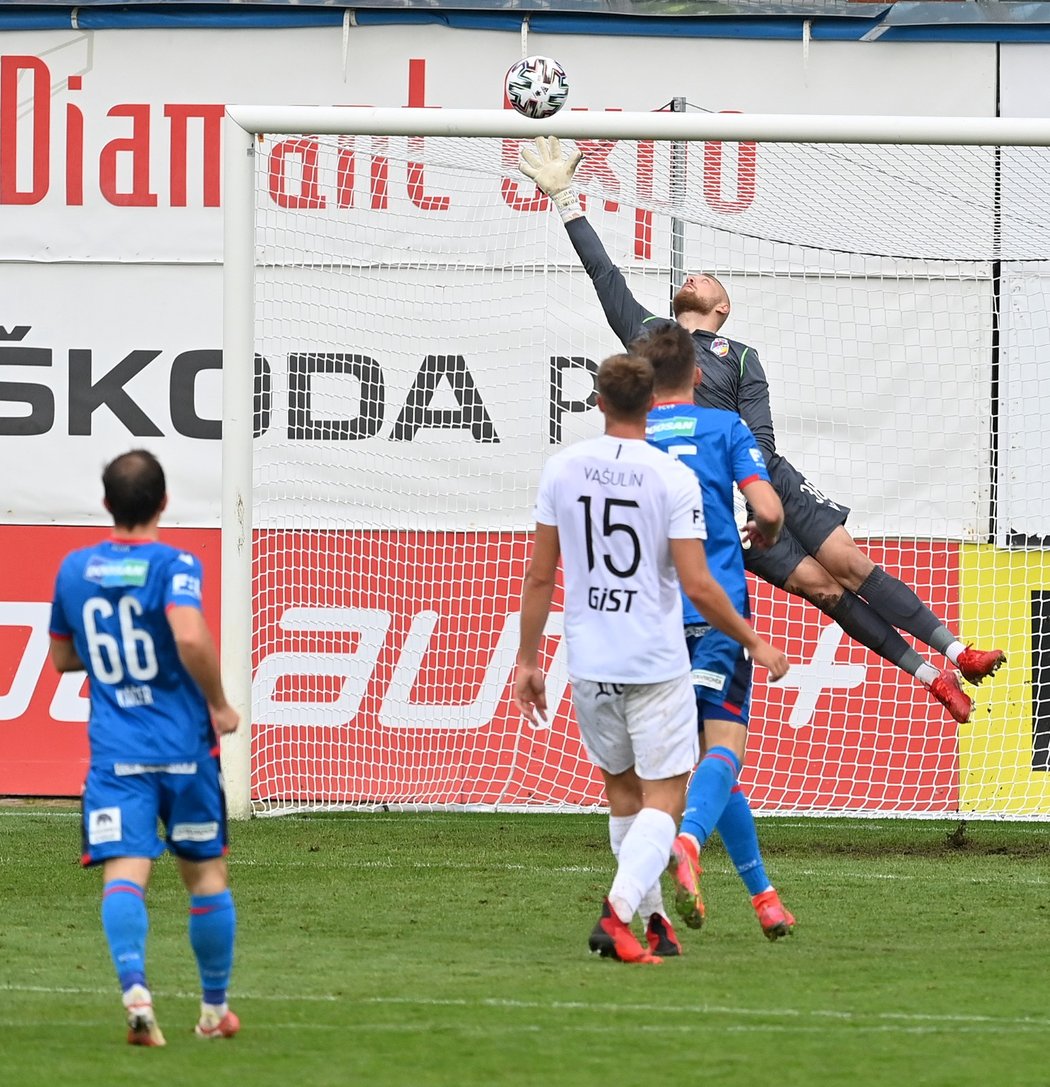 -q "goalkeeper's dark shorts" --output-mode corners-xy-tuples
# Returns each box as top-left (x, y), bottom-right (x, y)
(743, 453), (850, 590)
